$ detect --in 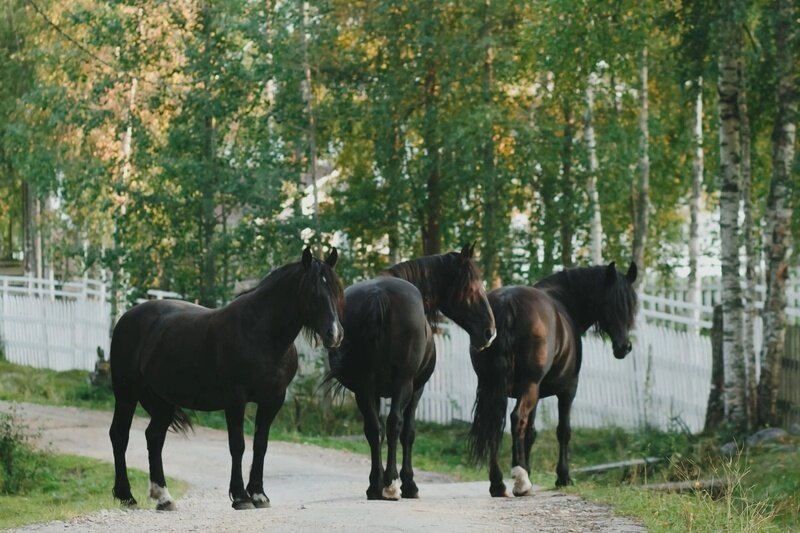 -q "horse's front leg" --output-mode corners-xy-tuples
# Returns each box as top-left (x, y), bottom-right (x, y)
(383, 381), (413, 500)
(355, 389), (384, 500)
(399, 388), (423, 498)
(225, 403), (253, 510)
(510, 383), (539, 496)
(555, 388), (576, 488)
(246, 391), (286, 508)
